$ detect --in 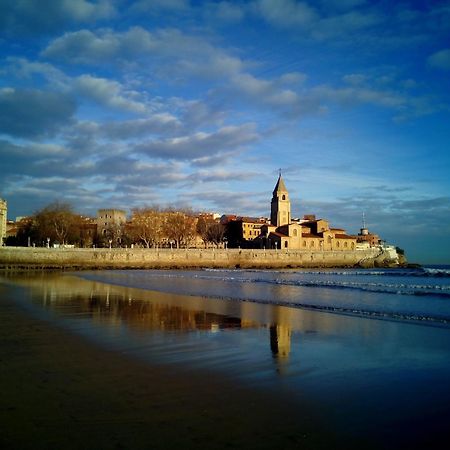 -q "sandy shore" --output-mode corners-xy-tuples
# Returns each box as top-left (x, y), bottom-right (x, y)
(0, 282), (369, 450)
